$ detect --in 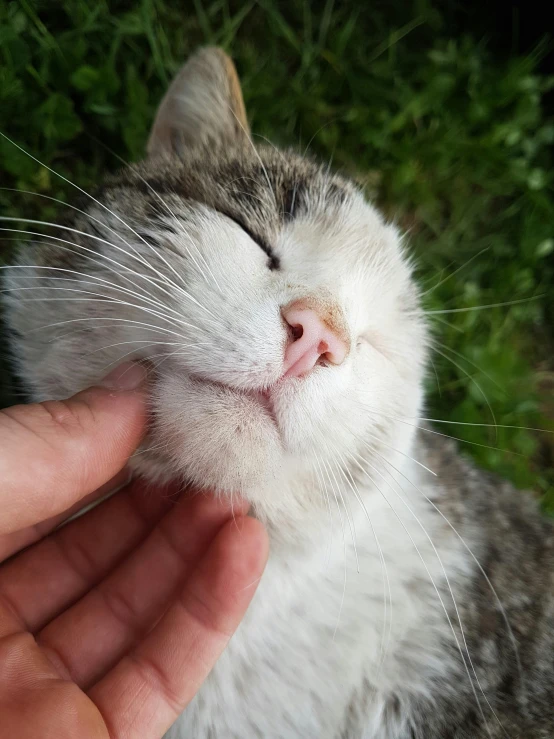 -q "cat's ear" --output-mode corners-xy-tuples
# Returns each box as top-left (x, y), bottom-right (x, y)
(147, 47), (249, 158)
